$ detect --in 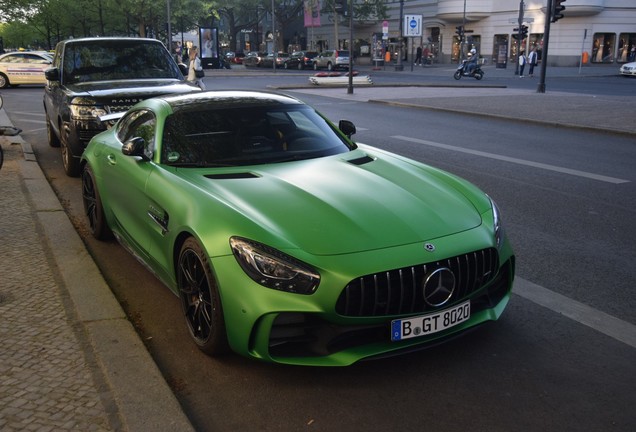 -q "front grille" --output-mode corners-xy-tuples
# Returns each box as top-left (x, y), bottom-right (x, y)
(106, 104), (135, 113)
(336, 248), (499, 317)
